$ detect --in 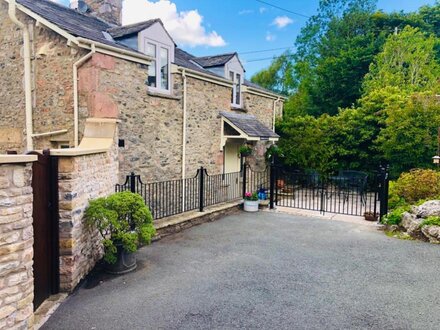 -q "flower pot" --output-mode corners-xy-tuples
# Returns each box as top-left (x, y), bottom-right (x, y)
(104, 244), (137, 275)
(244, 200), (259, 212)
(364, 212), (379, 222)
(240, 151), (252, 157)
